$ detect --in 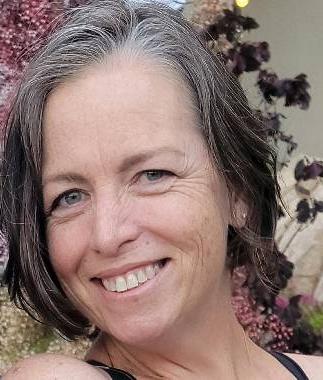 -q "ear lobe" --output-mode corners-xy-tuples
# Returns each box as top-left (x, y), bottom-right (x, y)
(229, 194), (248, 229)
